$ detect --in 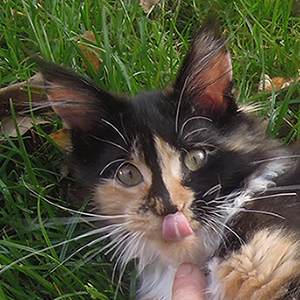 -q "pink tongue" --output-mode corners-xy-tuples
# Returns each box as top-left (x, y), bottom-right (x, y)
(162, 211), (193, 242)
